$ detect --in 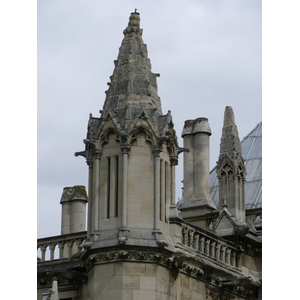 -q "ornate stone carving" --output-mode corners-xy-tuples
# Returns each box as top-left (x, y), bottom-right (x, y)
(86, 250), (172, 269)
